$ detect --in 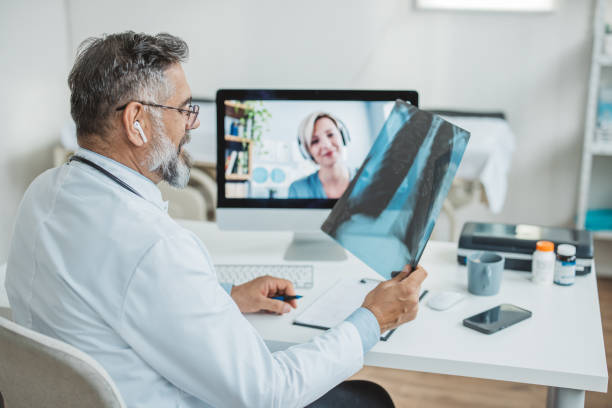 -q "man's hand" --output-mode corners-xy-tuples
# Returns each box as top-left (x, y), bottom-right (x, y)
(231, 275), (298, 314)
(361, 264), (428, 332)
